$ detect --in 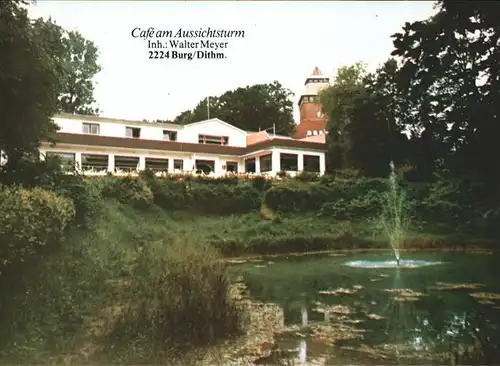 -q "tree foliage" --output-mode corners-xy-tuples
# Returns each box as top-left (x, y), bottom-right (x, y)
(57, 29), (101, 115)
(319, 62), (410, 176)
(0, 1), (101, 182)
(391, 0), (500, 188)
(320, 0), (500, 188)
(0, 0), (64, 172)
(174, 81), (296, 136)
